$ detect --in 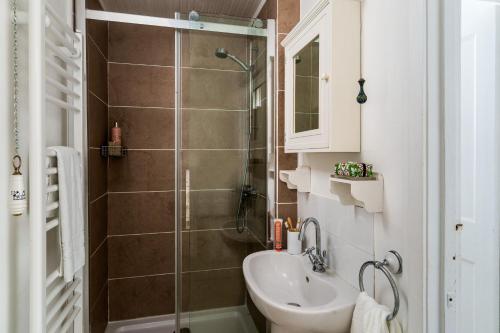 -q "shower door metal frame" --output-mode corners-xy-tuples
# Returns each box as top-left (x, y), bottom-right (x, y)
(85, 9), (275, 333)
(86, 10), (268, 37)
